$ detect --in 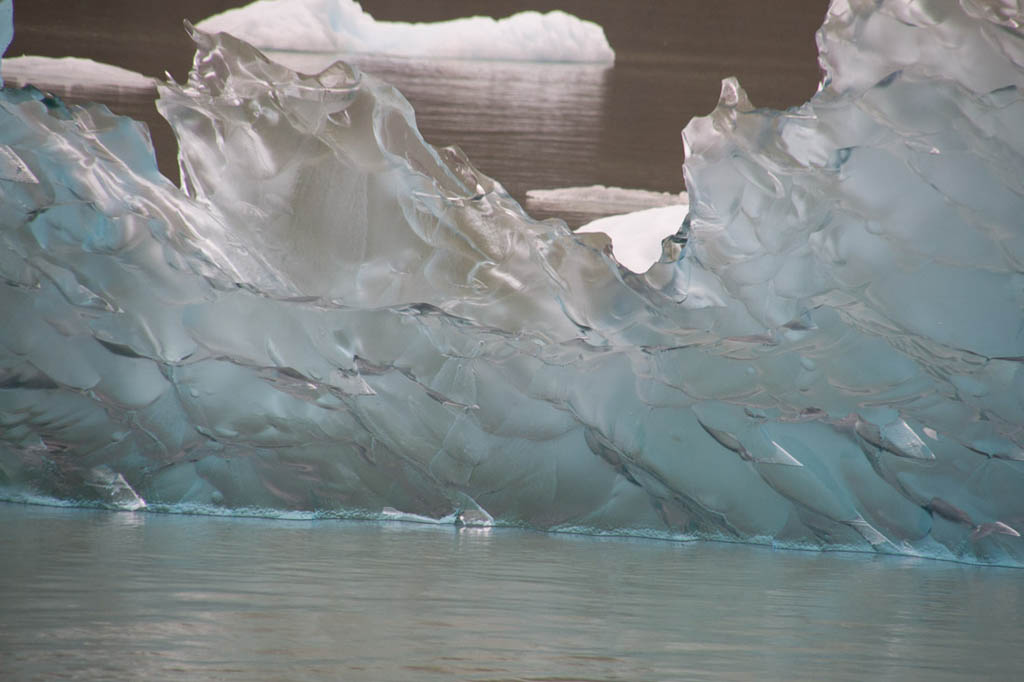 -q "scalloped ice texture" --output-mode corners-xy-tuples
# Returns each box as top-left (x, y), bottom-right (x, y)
(195, 0), (615, 63)
(0, 0), (1022, 565)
